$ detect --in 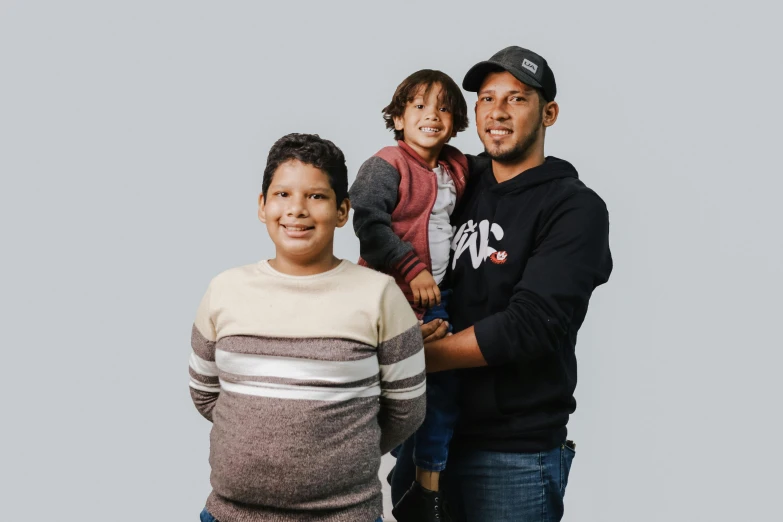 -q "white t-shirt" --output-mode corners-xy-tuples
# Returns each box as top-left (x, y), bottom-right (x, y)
(429, 165), (457, 285)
